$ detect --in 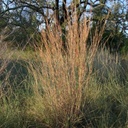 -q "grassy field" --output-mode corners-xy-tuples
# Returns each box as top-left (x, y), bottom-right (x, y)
(0, 16), (128, 128)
